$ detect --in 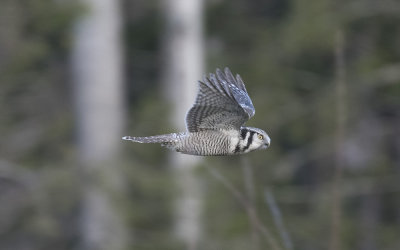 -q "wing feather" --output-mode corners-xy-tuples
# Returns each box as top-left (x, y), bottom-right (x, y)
(186, 68), (255, 132)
